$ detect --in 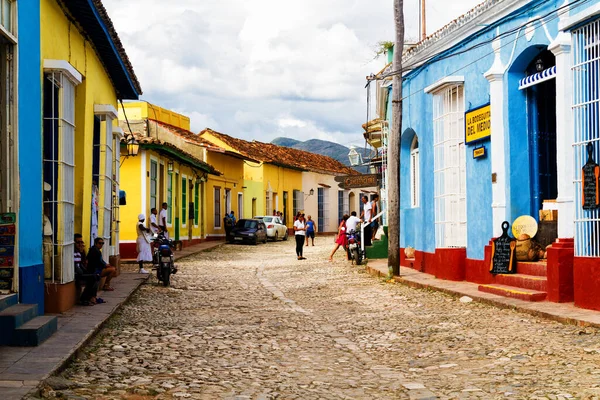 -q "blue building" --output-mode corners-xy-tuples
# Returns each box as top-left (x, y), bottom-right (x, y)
(366, 0), (600, 310)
